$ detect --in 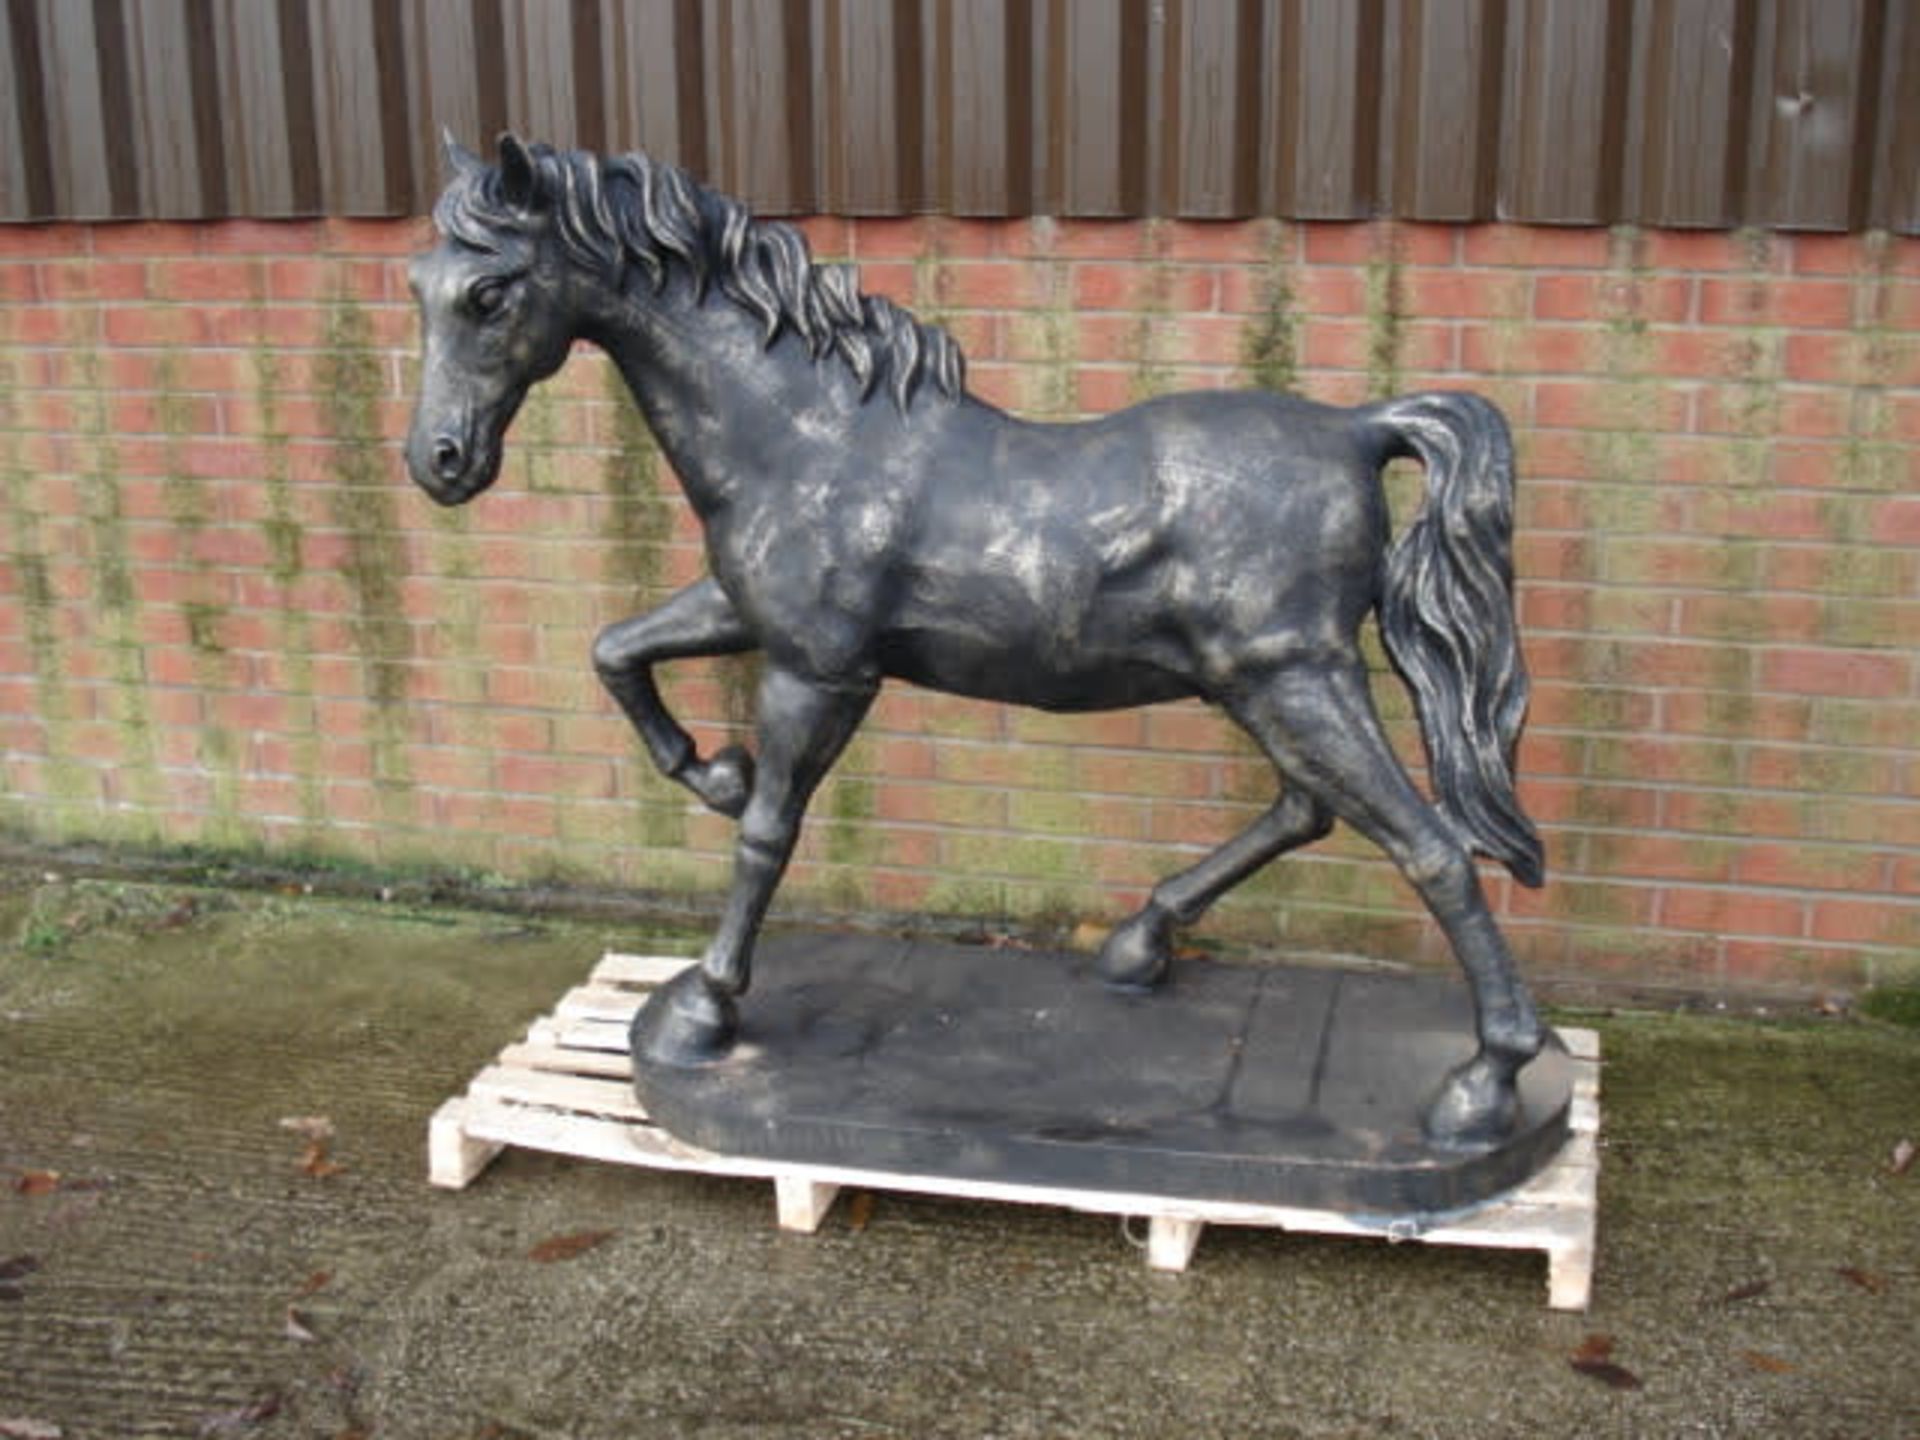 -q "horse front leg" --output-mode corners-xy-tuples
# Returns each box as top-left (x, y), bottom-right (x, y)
(592, 578), (757, 816)
(632, 664), (876, 1067)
